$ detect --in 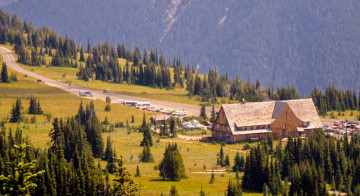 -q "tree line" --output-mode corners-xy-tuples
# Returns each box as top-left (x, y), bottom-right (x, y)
(240, 131), (360, 195)
(0, 10), (359, 112)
